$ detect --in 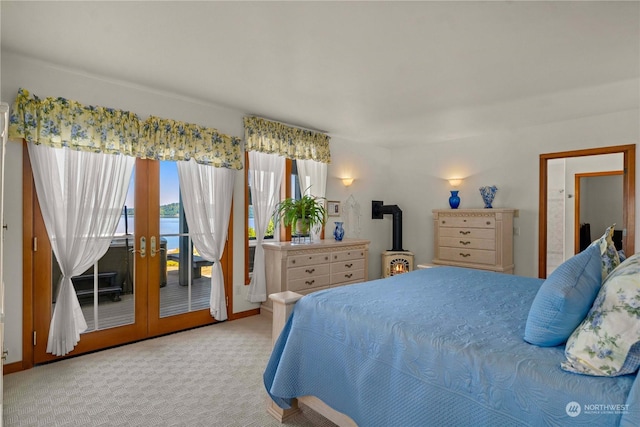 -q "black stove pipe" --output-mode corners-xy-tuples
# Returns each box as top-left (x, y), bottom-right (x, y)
(372, 201), (404, 251)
